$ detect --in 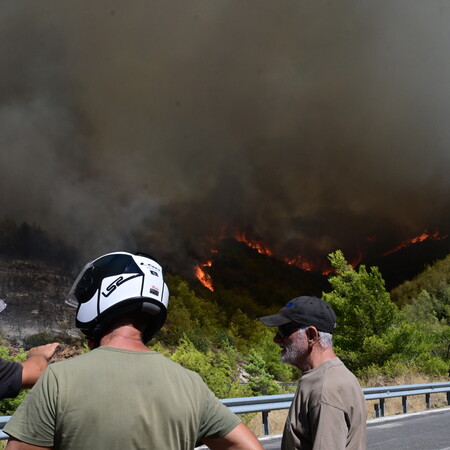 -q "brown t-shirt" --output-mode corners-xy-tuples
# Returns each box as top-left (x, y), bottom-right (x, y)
(282, 357), (367, 450)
